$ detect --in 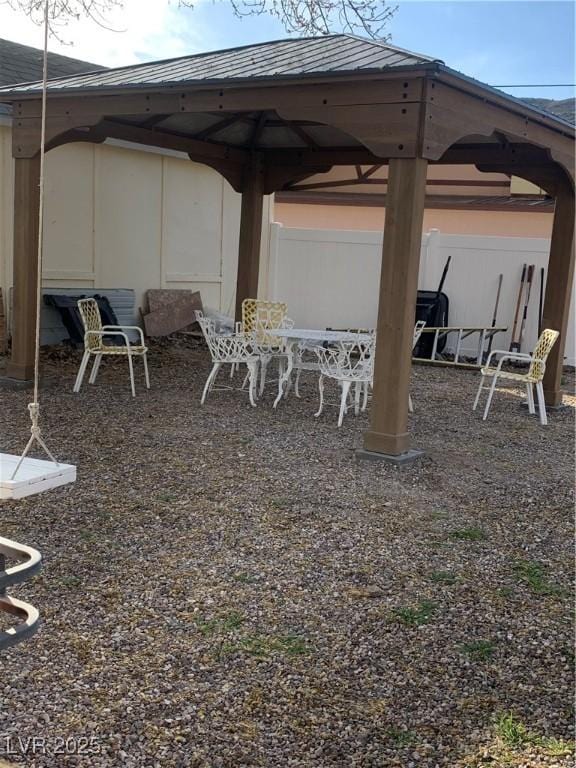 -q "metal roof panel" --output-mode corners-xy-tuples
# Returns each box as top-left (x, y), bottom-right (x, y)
(0, 34), (439, 95)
